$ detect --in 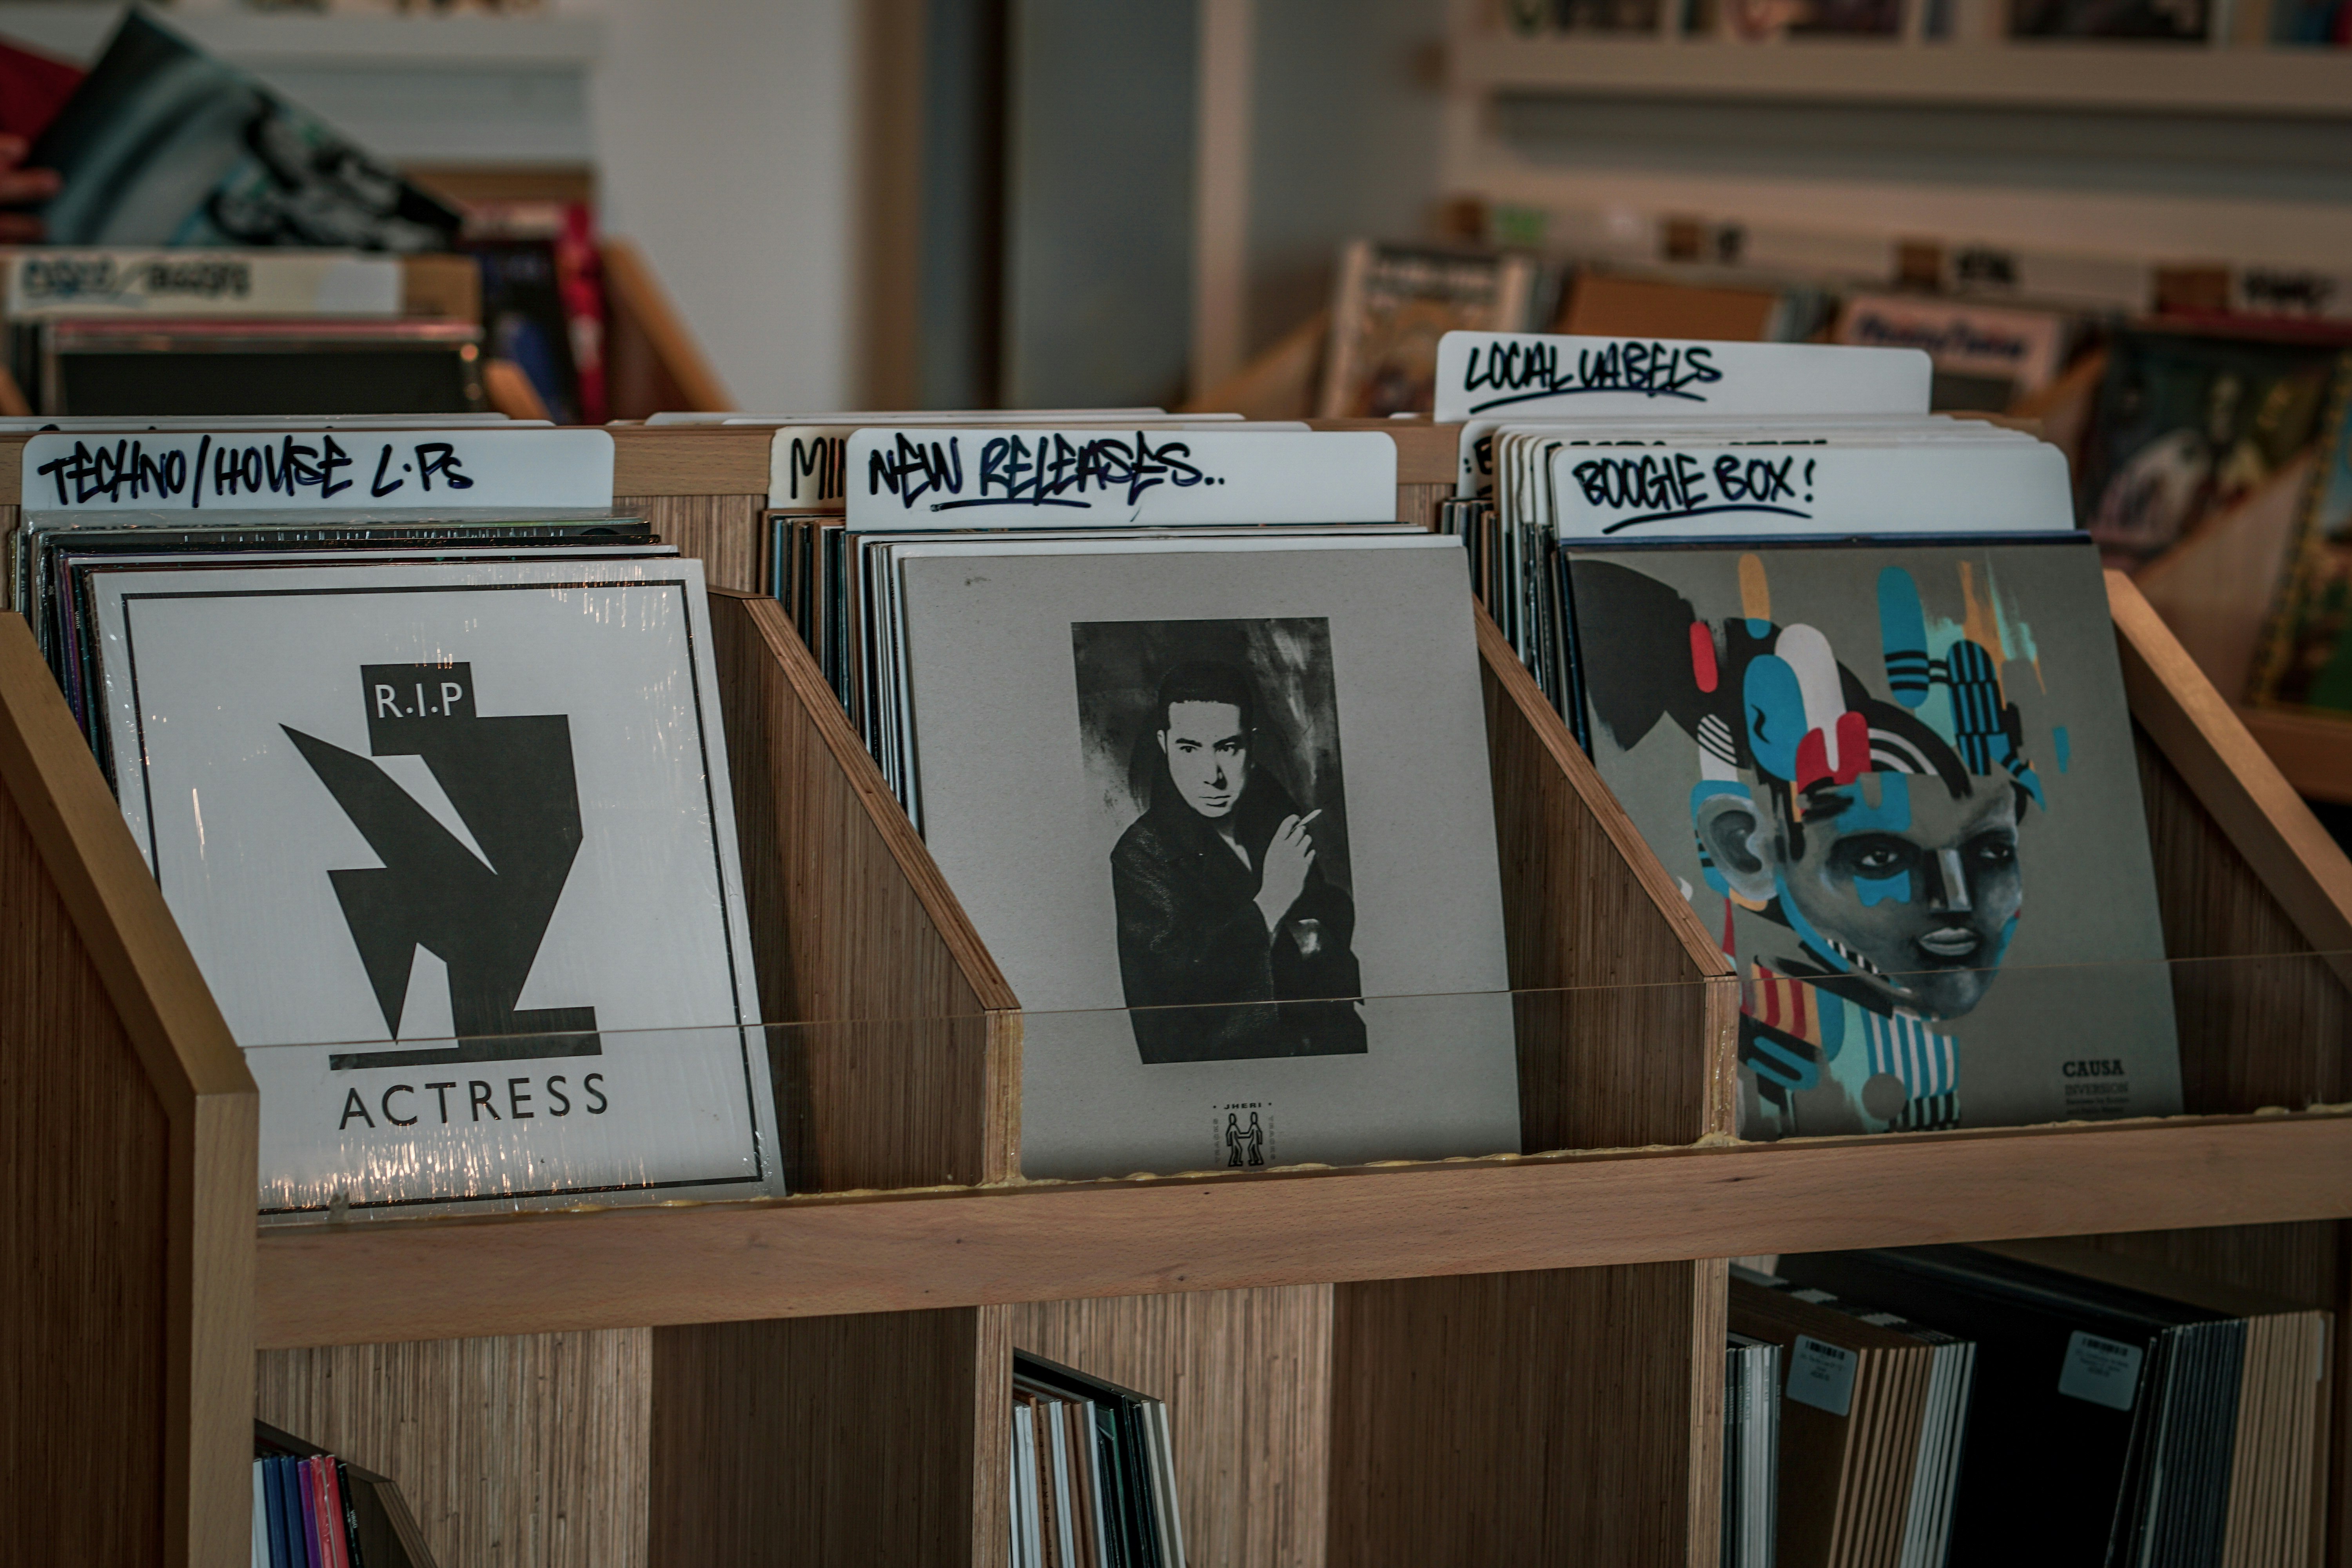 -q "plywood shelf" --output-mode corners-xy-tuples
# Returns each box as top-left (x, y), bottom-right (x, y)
(250, 1106), (2352, 1350)
(1451, 33), (2352, 117)
(9, 421), (2352, 1567)
(2243, 706), (2352, 806)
